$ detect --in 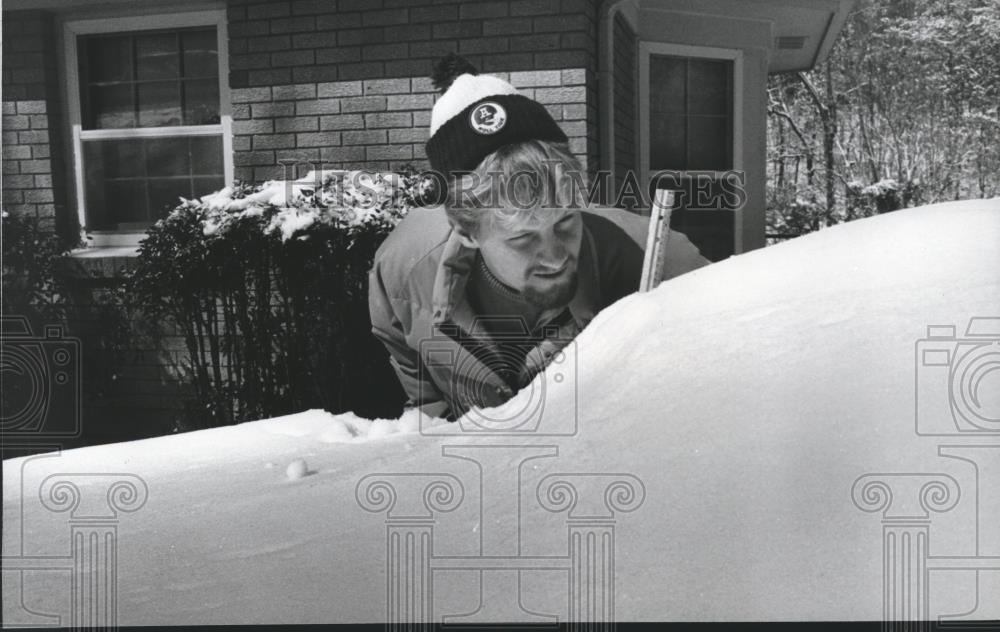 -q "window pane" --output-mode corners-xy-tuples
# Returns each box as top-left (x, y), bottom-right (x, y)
(190, 136), (224, 175)
(193, 175), (226, 198)
(88, 84), (135, 129)
(83, 36), (132, 83)
(649, 55), (685, 115)
(182, 29), (218, 78)
(84, 141), (147, 229)
(146, 137), (191, 177)
(136, 32), (179, 81)
(138, 81), (182, 127)
(82, 135), (224, 230)
(79, 26), (219, 131)
(649, 115), (686, 171)
(183, 79), (221, 125)
(105, 181), (151, 224)
(647, 55), (733, 171)
(148, 178), (191, 217)
(687, 59), (729, 117)
(100, 138), (144, 178)
(687, 116), (729, 170)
